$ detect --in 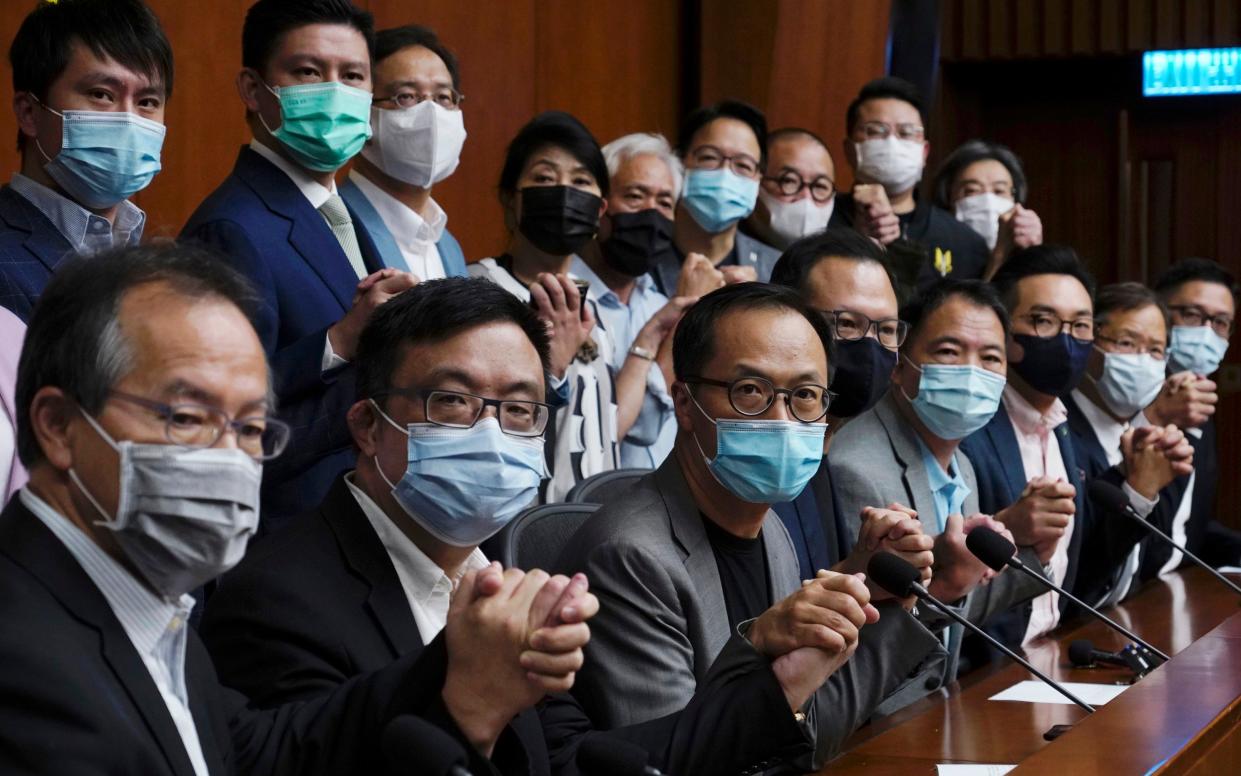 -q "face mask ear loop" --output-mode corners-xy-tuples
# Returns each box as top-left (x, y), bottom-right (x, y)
(897, 353), (924, 404)
(368, 399), (411, 492)
(680, 384), (719, 465)
(71, 407), (123, 527)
